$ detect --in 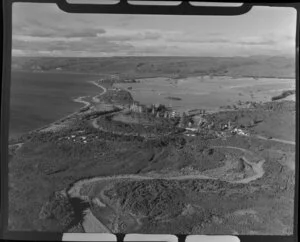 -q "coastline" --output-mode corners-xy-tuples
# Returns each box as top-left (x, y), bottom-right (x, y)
(9, 79), (106, 143)
(9, 74), (295, 143)
(35, 80), (107, 133)
(9, 74), (296, 233)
